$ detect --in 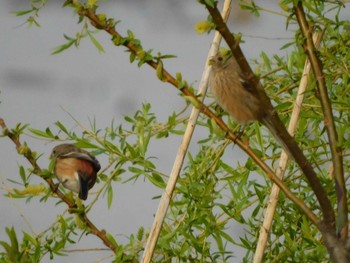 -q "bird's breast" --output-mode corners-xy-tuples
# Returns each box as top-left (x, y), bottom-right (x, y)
(54, 158), (94, 193)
